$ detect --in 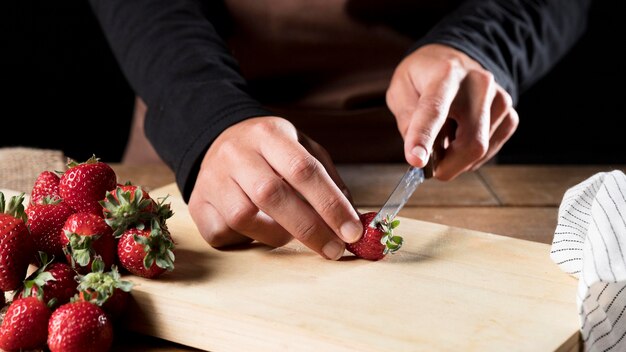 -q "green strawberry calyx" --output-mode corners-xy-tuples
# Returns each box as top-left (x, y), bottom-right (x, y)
(376, 215), (404, 255)
(101, 184), (174, 239)
(0, 191), (27, 222)
(66, 154), (100, 168)
(75, 258), (133, 307)
(21, 252), (58, 303)
(154, 195), (174, 227)
(64, 231), (101, 268)
(135, 219), (176, 271)
(40, 195), (63, 205)
(101, 186), (155, 238)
